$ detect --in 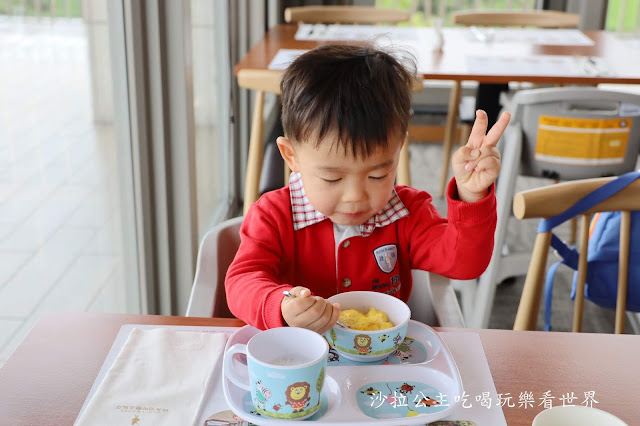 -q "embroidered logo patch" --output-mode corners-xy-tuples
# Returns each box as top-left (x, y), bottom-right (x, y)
(373, 244), (397, 273)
